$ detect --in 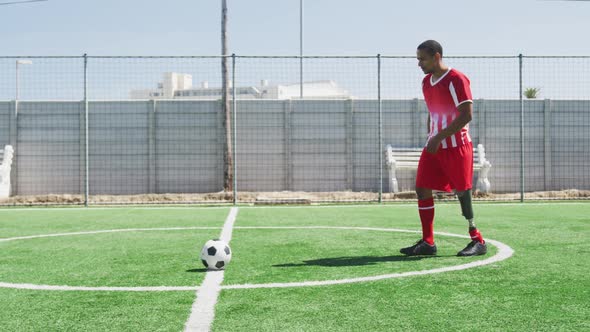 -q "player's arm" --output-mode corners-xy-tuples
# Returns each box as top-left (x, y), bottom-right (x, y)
(426, 102), (472, 153)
